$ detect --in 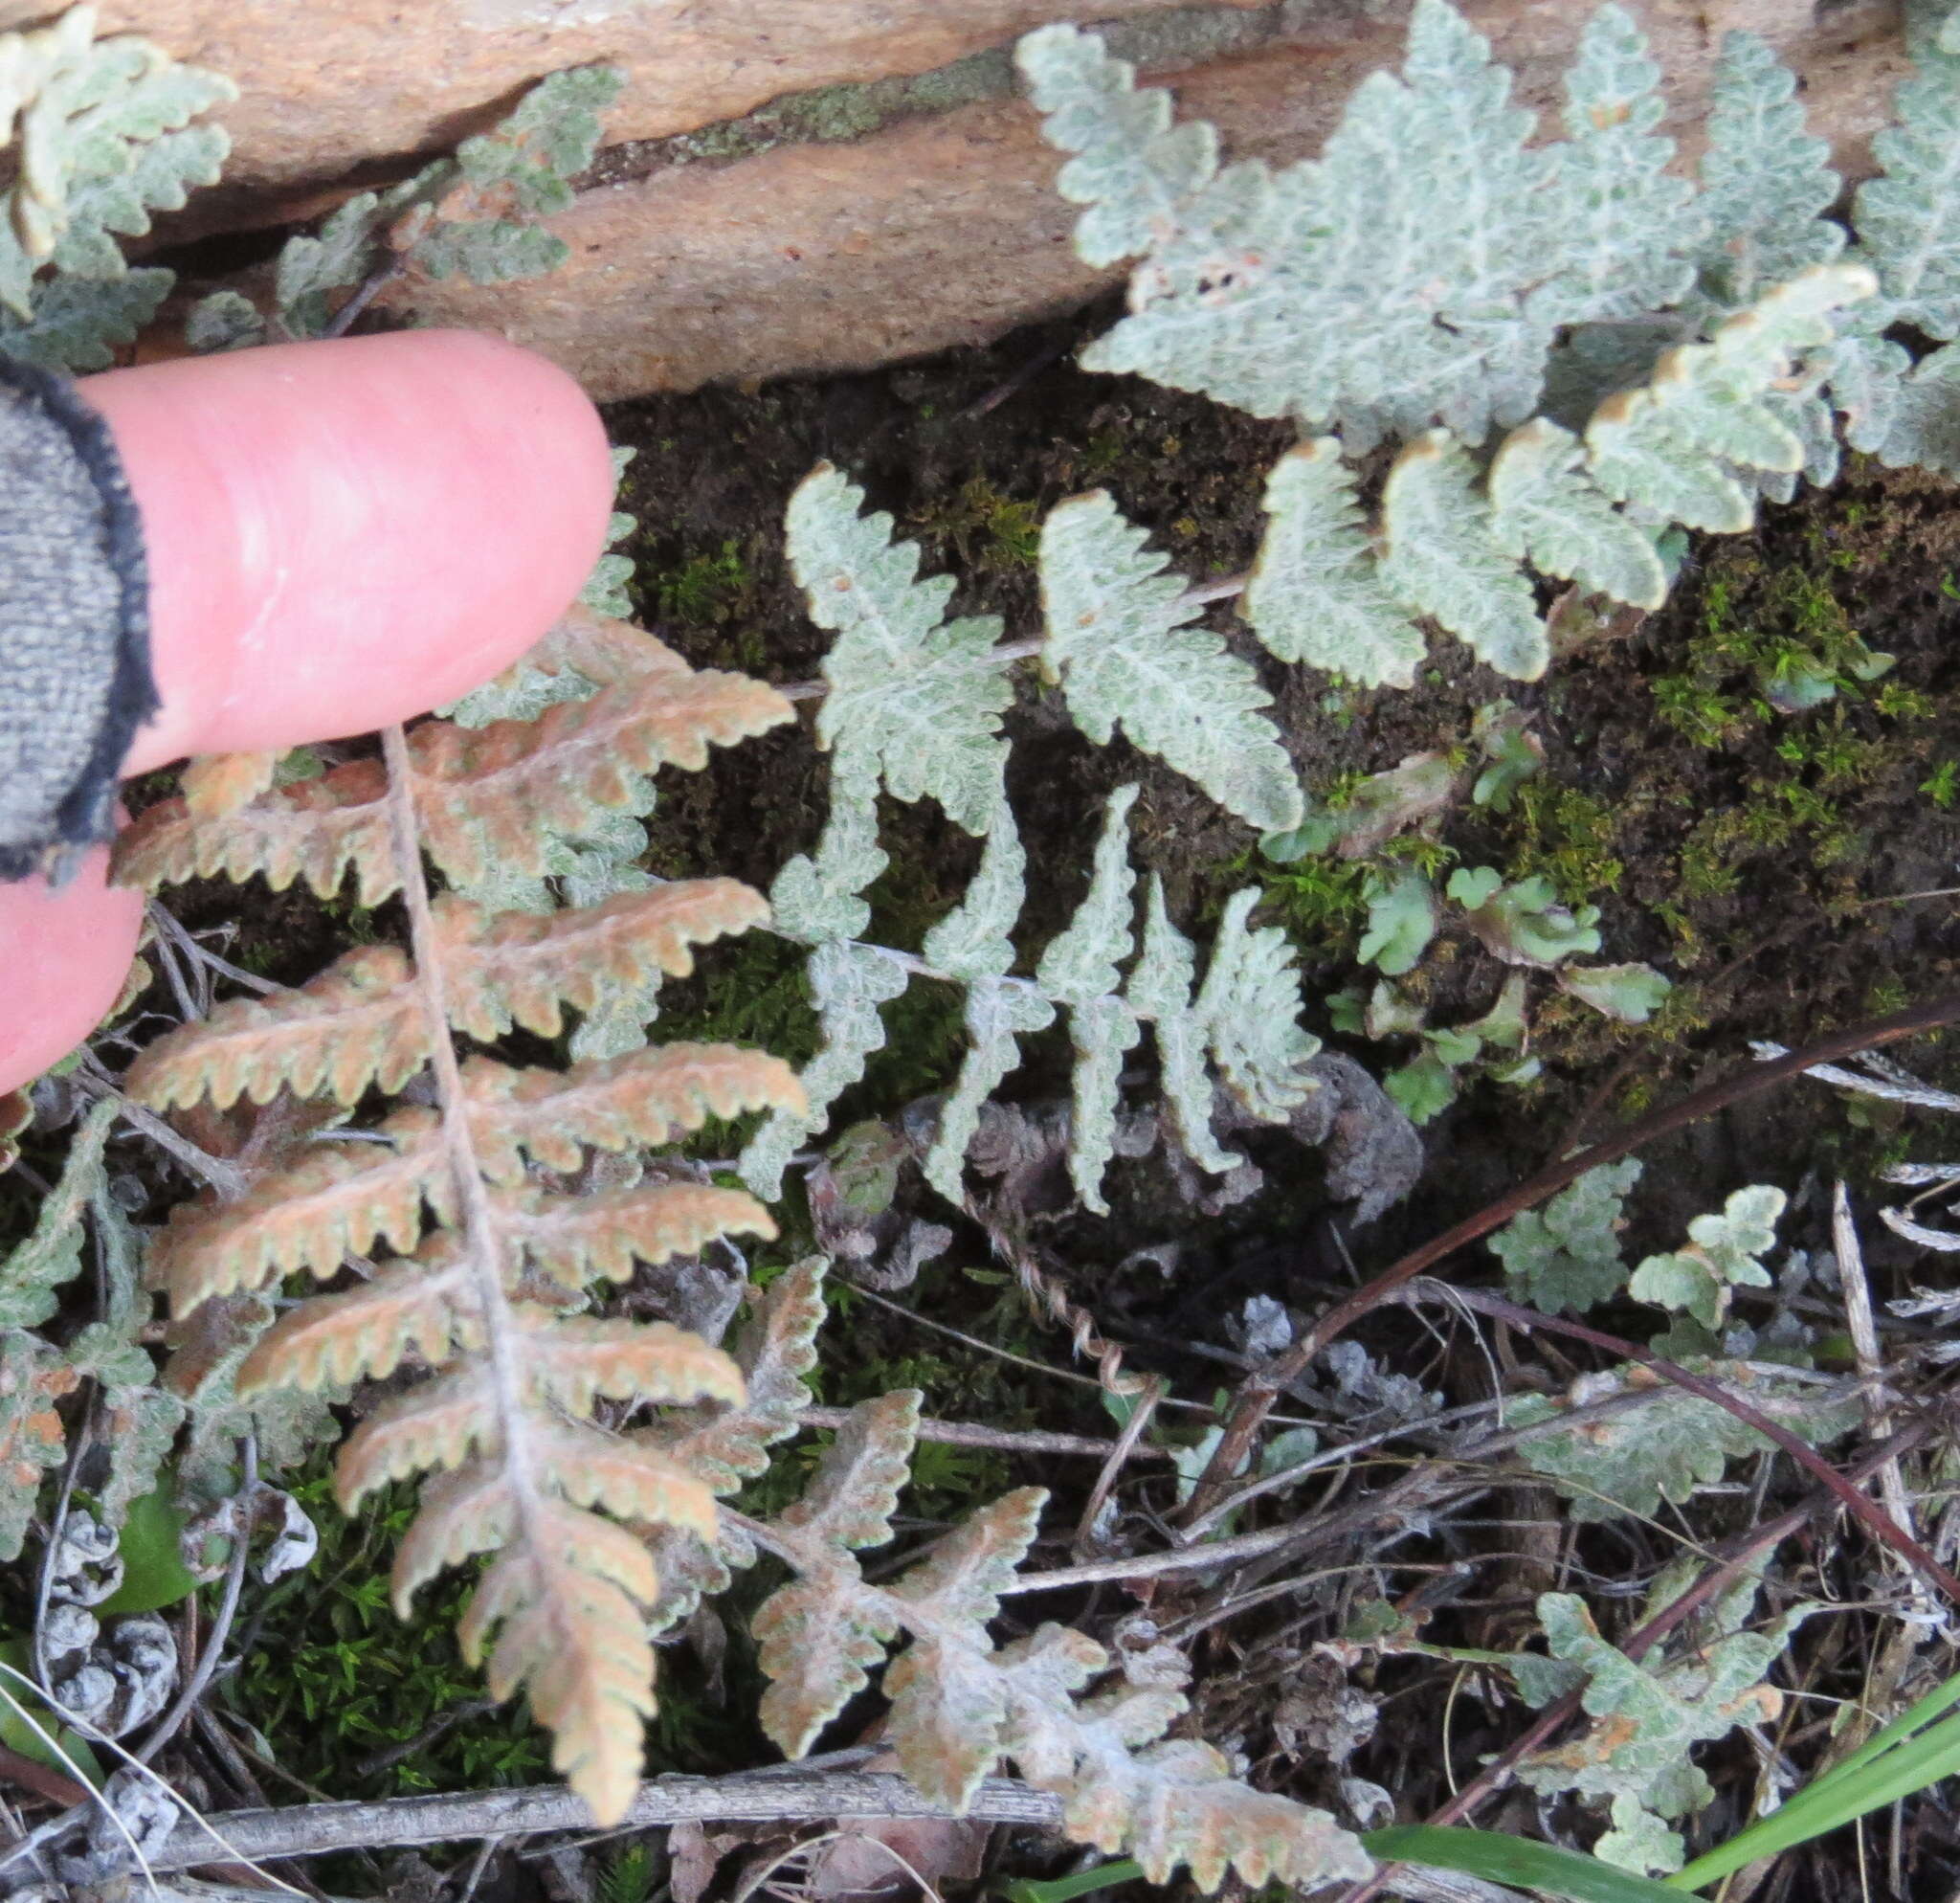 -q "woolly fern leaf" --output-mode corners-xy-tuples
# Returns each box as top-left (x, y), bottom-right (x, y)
(1507, 1363), (1855, 1522)
(1855, 41), (1960, 342)
(740, 941), (910, 1201)
(790, 463), (1009, 834)
(753, 1389), (920, 1757)
(0, 8), (234, 322)
(1037, 492), (1301, 831)
(1040, 0), (1554, 450)
(1380, 431), (1548, 681)
(1037, 788), (1141, 1214)
(1127, 878), (1237, 1175)
(1195, 889), (1320, 1122)
(1517, 1585), (1814, 1875)
(924, 978), (1056, 1205)
(1488, 1159), (1640, 1316)
(1014, 24), (1217, 268)
(0, 1097), (115, 1328)
(1531, 6), (1698, 326)
(1585, 263), (1876, 531)
(922, 798), (1025, 981)
(1242, 440), (1424, 688)
(1692, 33), (1844, 314)
(769, 790), (887, 947)
(1487, 419), (1667, 610)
